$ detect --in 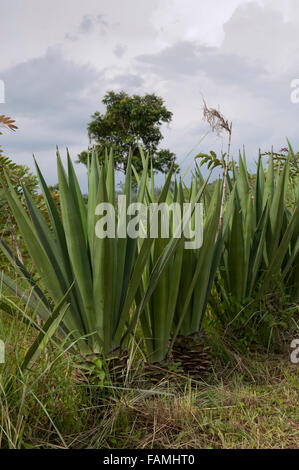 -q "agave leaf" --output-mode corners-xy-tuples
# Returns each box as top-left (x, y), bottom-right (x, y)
(57, 155), (94, 338)
(0, 174), (64, 302)
(67, 151), (88, 245)
(260, 200), (299, 296)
